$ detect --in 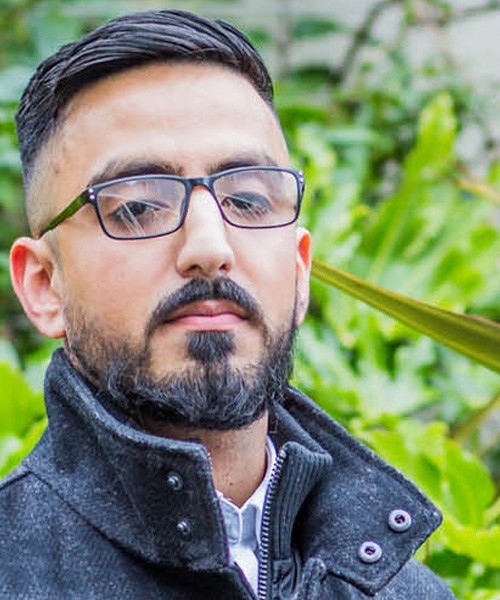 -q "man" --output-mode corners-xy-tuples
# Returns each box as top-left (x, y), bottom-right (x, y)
(0, 9), (454, 599)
